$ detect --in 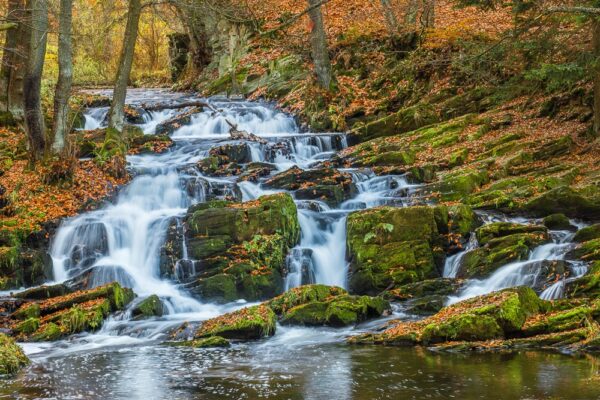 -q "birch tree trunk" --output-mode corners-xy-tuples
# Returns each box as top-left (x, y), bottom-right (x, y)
(23, 0), (48, 161)
(51, 0), (73, 154)
(307, 0), (332, 90)
(107, 0), (142, 132)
